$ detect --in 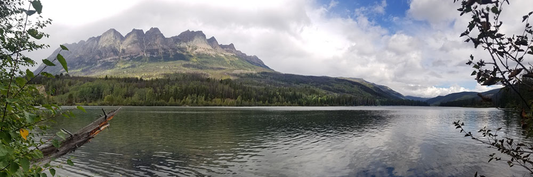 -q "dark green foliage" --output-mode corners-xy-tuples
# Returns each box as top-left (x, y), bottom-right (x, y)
(1, 0), (79, 175)
(32, 73), (428, 106)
